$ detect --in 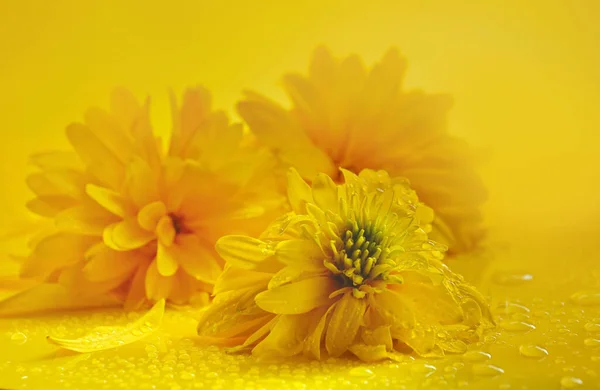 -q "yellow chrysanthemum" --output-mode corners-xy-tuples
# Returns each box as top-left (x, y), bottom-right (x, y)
(197, 168), (493, 361)
(237, 47), (487, 254)
(21, 87), (283, 309)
